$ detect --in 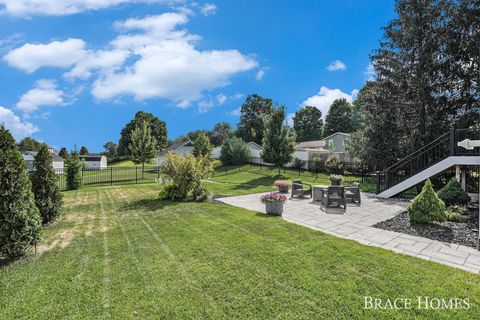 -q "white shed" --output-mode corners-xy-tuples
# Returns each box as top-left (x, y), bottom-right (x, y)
(22, 150), (65, 173)
(79, 154), (108, 169)
(157, 140), (194, 166)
